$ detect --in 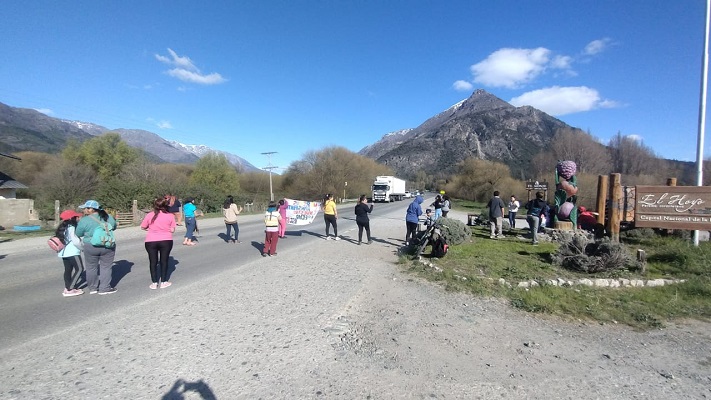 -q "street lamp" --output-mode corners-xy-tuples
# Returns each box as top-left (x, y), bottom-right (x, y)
(261, 152), (278, 202)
